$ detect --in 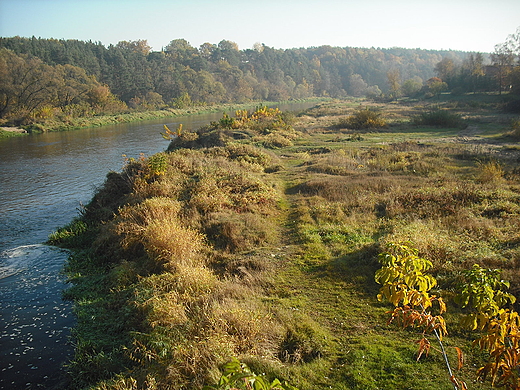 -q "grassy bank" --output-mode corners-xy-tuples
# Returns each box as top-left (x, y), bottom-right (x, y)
(52, 95), (520, 389)
(0, 127), (28, 139)
(14, 99), (326, 134)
